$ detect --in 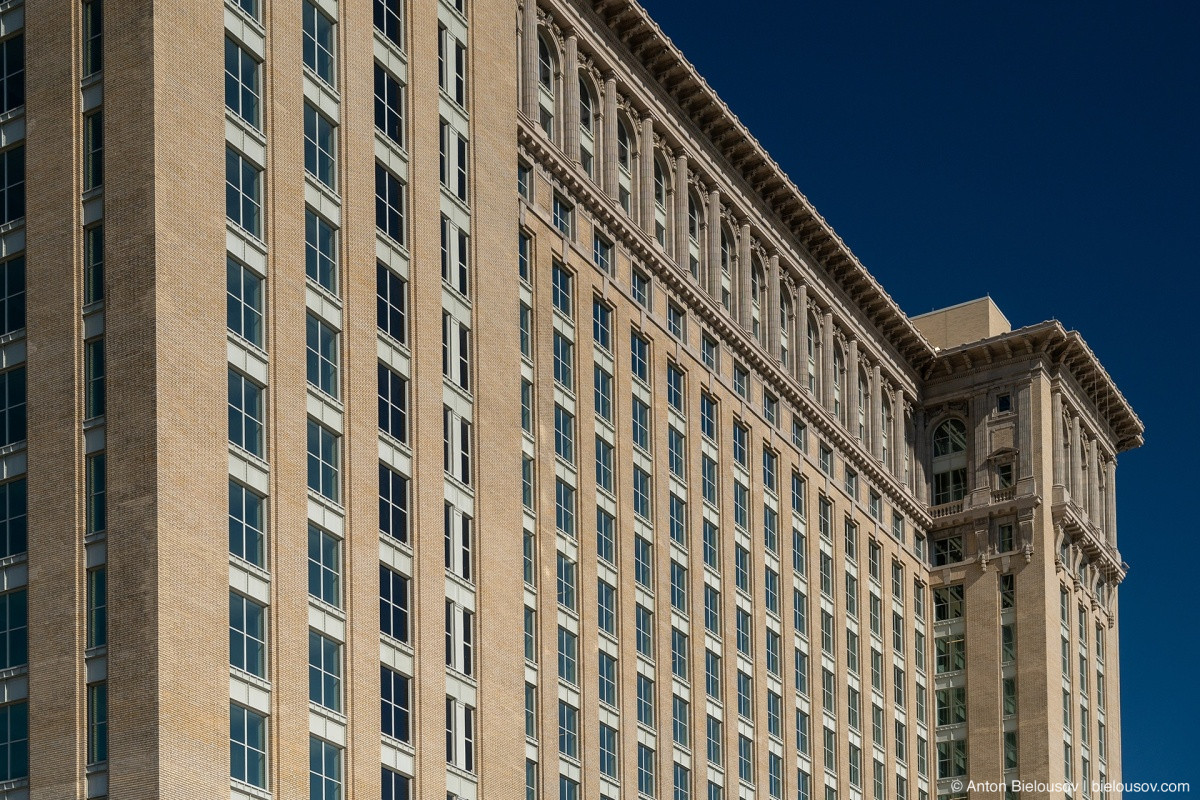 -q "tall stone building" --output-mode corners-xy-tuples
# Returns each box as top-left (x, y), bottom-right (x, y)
(0, 0), (1140, 799)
